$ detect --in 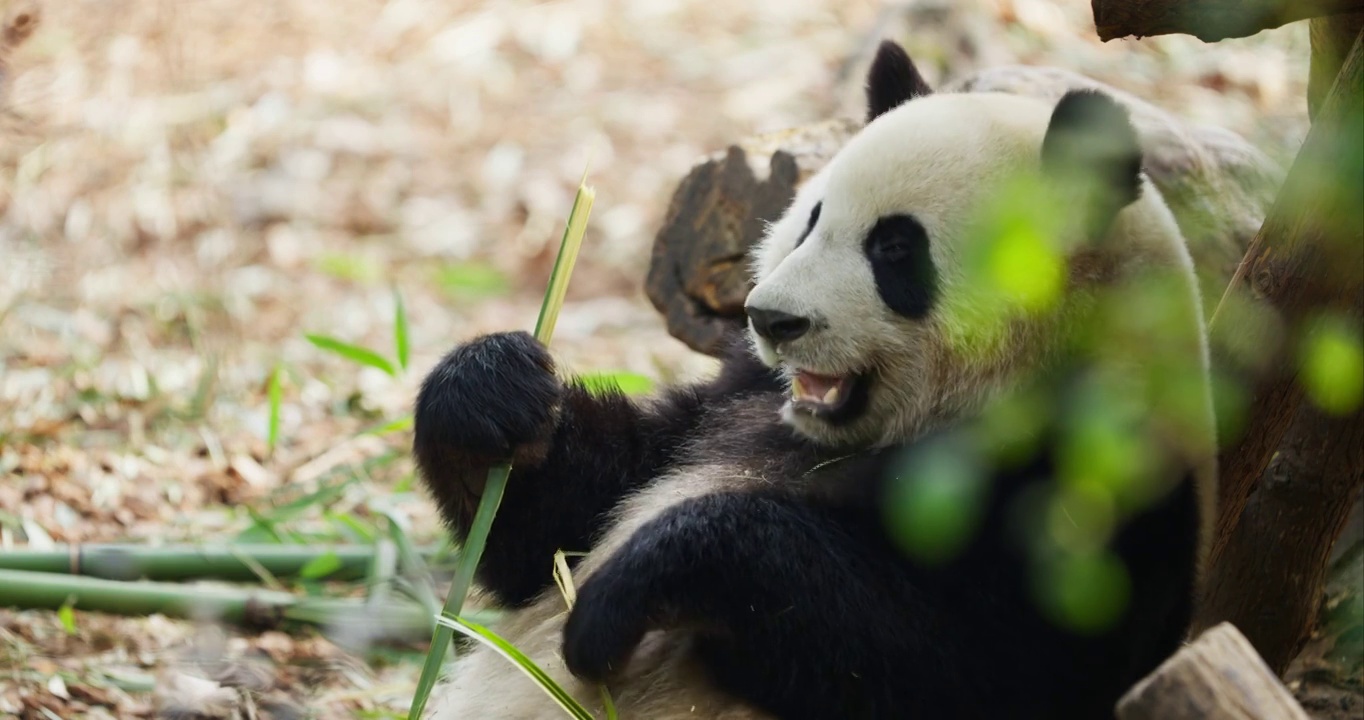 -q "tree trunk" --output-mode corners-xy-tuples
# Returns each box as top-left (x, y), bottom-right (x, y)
(1091, 0), (1364, 42)
(1193, 27), (1364, 674)
(1309, 13), (1364, 121)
